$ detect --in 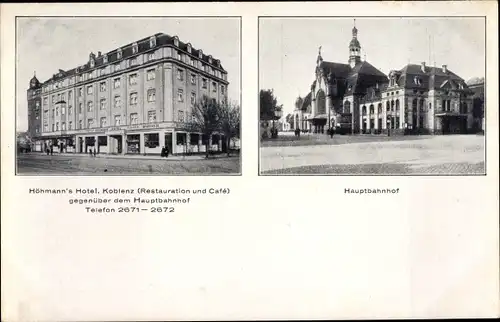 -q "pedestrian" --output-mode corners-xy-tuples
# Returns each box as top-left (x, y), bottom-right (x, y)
(329, 127), (334, 138)
(160, 146), (166, 157)
(93, 148), (97, 158)
(165, 145), (169, 158)
(46, 148), (49, 156)
(50, 146), (53, 156)
(89, 148), (92, 157)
